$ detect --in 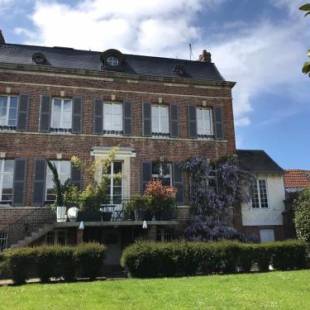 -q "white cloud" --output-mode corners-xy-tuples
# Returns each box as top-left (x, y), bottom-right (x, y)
(16, 0), (310, 127)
